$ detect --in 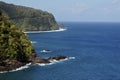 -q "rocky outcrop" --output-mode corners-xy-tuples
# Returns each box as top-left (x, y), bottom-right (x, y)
(30, 52), (68, 64)
(48, 55), (68, 61)
(29, 51), (68, 64)
(0, 10), (67, 72)
(0, 60), (26, 72)
(0, 52), (68, 72)
(29, 51), (50, 64)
